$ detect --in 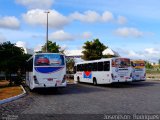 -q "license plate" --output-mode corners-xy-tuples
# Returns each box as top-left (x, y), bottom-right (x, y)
(47, 78), (53, 81)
